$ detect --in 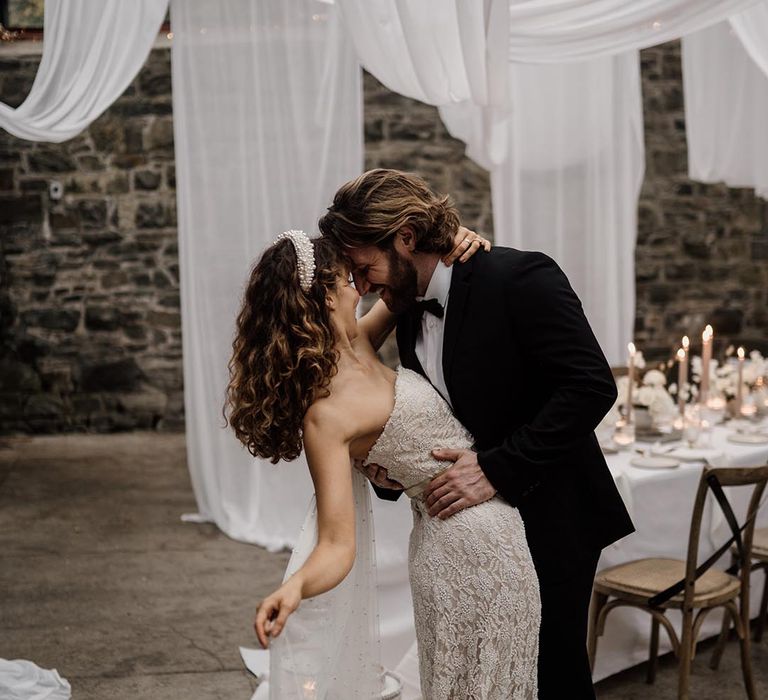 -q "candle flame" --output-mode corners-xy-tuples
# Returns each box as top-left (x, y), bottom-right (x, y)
(737, 346), (745, 359)
(628, 342), (636, 354)
(682, 336), (690, 350)
(703, 325), (713, 341)
(677, 348), (686, 360)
